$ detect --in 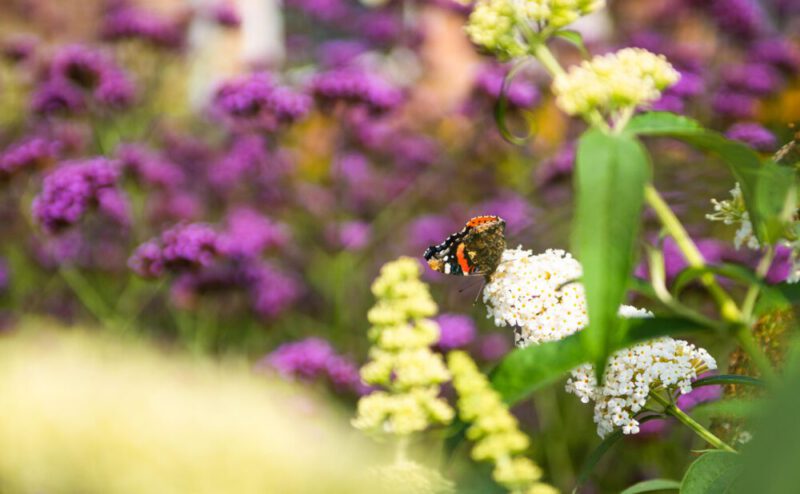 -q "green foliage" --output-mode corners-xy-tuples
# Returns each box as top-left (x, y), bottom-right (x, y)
(574, 129), (650, 376)
(627, 112), (798, 245)
(671, 264), (762, 299)
(552, 30), (589, 58)
(620, 479), (680, 494)
(679, 451), (741, 493)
